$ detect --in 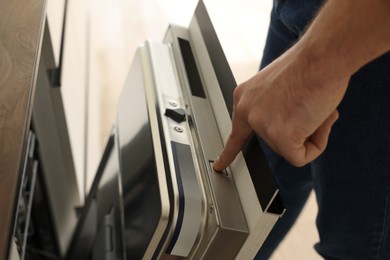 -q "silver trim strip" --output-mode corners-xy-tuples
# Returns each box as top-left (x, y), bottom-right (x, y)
(145, 42), (206, 257)
(139, 47), (172, 259)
